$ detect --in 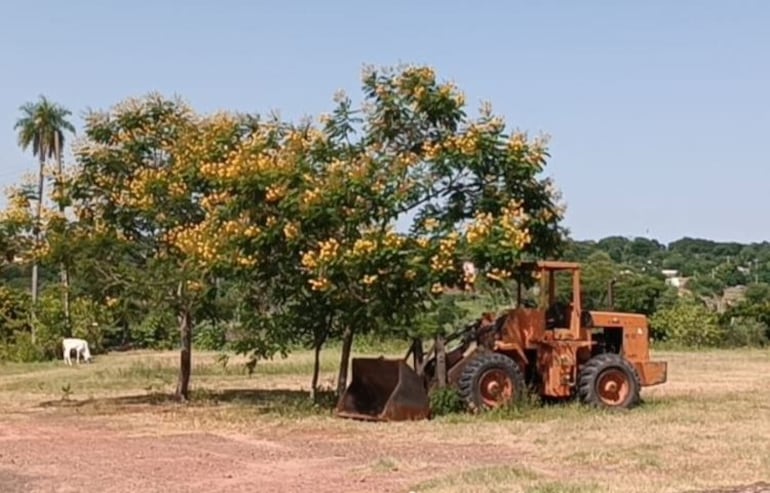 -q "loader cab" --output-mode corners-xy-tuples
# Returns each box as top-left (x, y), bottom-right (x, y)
(516, 261), (587, 341)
